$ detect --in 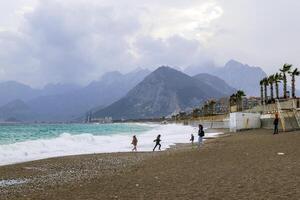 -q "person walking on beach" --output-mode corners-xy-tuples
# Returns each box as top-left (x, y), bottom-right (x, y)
(190, 134), (195, 147)
(273, 113), (279, 135)
(153, 134), (162, 151)
(131, 135), (138, 151)
(198, 124), (204, 148)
